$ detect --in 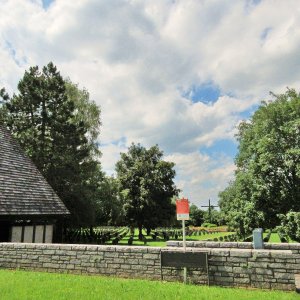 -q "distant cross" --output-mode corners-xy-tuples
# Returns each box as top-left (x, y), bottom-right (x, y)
(201, 199), (219, 223)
